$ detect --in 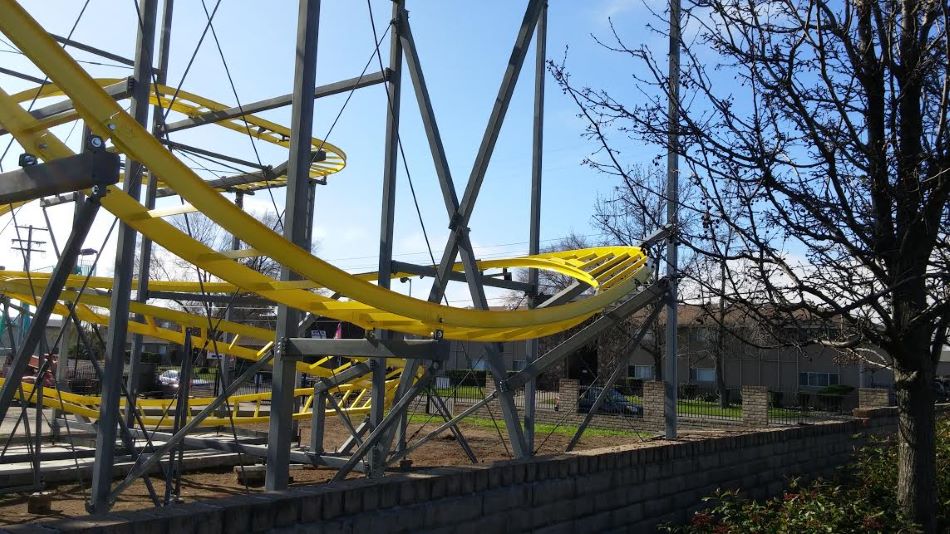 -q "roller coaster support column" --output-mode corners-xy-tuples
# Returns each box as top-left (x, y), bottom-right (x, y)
(664, 0), (681, 440)
(128, 0), (174, 427)
(372, 0), (404, 479)
(524, 1), (547, 452)
(90, 0), (159, 513)
(401, 3), (543, 458)
(266, 0), (320, 492)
